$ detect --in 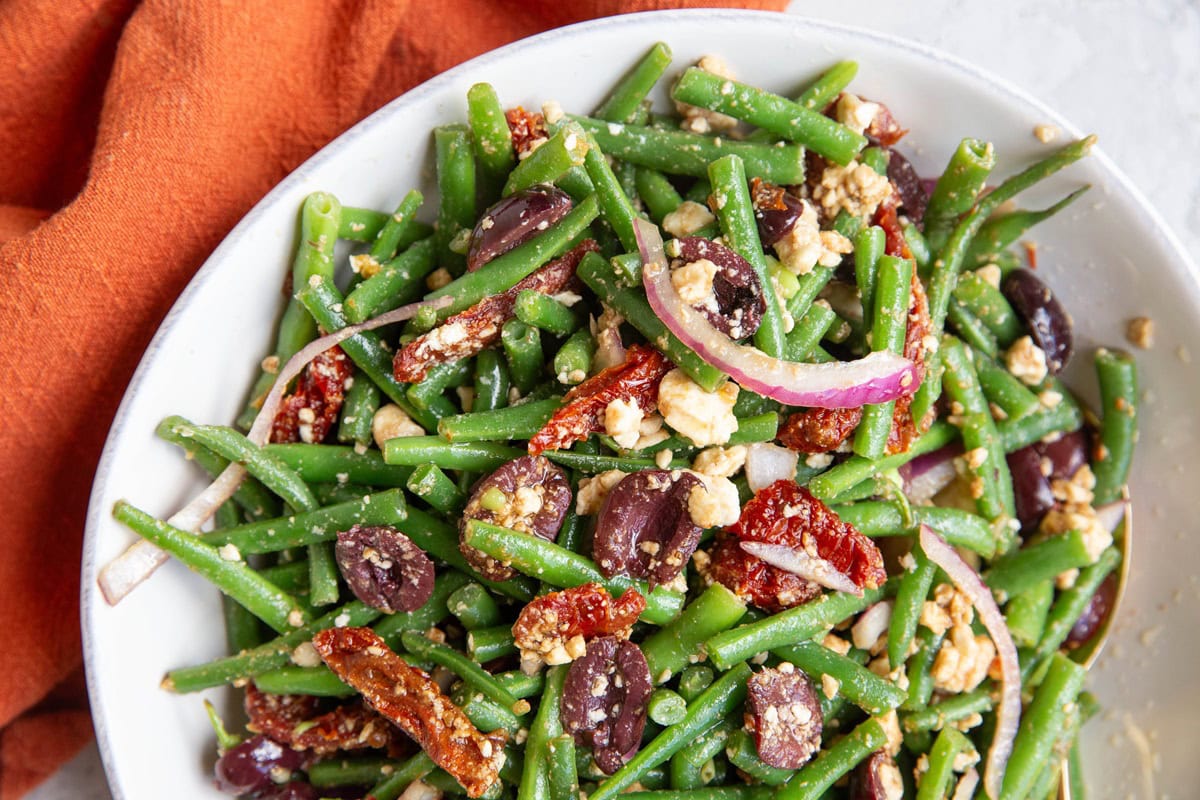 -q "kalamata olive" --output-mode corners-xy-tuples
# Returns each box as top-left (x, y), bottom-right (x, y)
(1006, 445), (1056, 532)
(460, 455), (571, 581)
(335, 525), (434, 614)
(214, 735), (307, 797)
(885, 148), (929, 224)
(561, 636), (652, 775)
(668, 236), (766, 339)
(1036, 428), (1089, 482)
(849, 750), (905, 800)
(593, 470), (704, 589)
(1066, 570), (1119, 649)
(467, 185), (573, 271)
(1002, 269), (1073, 373)
(744, 664), (823, 769)
(750, 178), (805, 246)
